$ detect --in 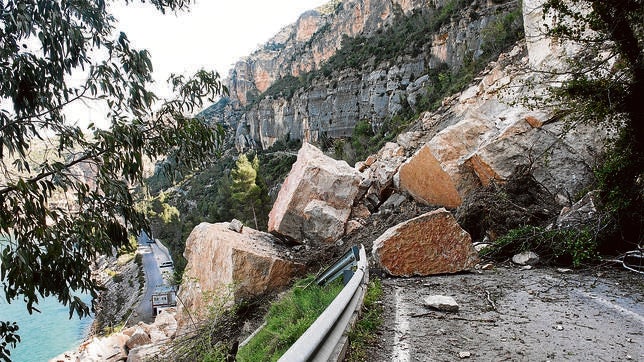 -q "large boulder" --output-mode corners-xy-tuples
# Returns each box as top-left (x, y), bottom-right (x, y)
(176, 222), (304, 328)
(396, 142), (466, 208)
(152, 308), (178, 341)
(394, 44), (606, 208)
(268, 143), (362, 243)
(372, 208), (479, 276)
